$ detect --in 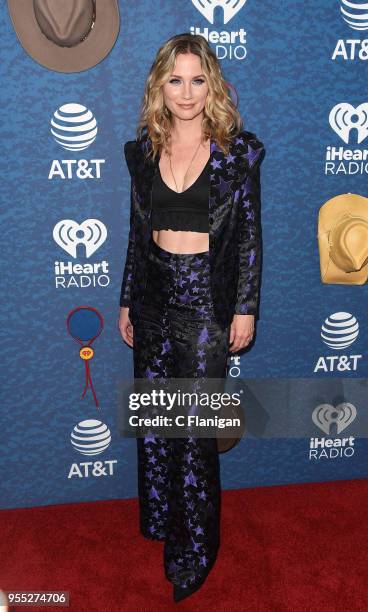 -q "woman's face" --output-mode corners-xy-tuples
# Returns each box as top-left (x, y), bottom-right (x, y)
(162, 52), (209, 122)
